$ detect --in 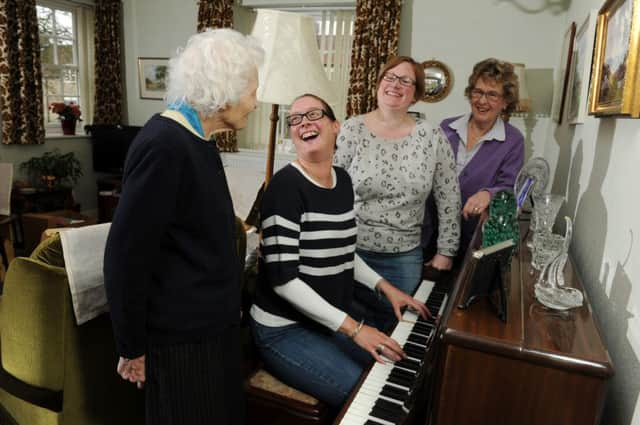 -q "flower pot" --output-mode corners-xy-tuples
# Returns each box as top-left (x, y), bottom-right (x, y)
(61, 119), (77, 135)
